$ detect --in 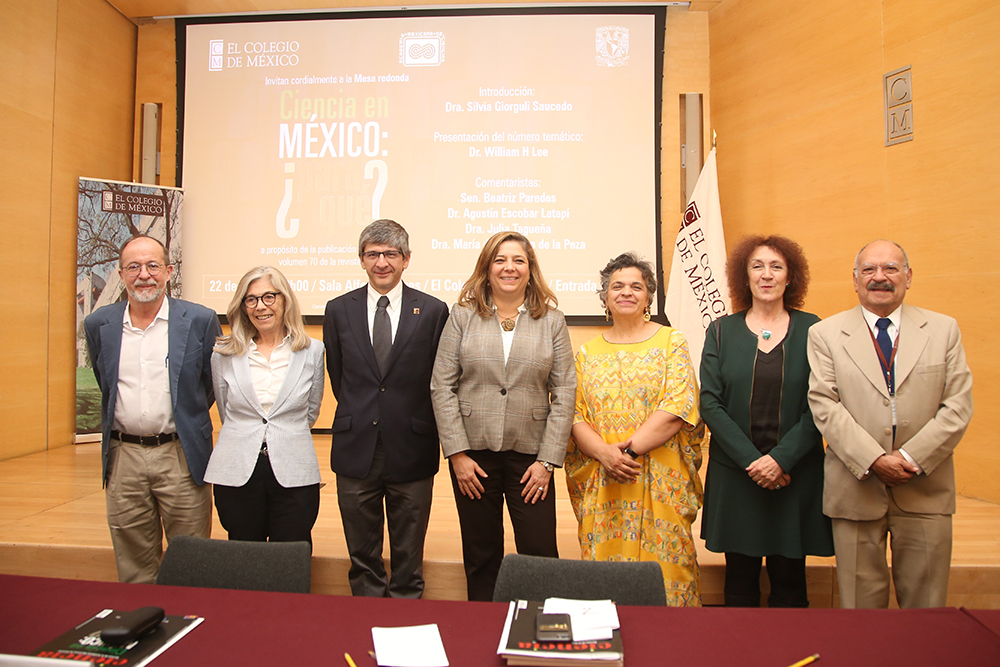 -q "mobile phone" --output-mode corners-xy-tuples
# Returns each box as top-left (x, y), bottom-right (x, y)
(535, 613), (572, 642)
